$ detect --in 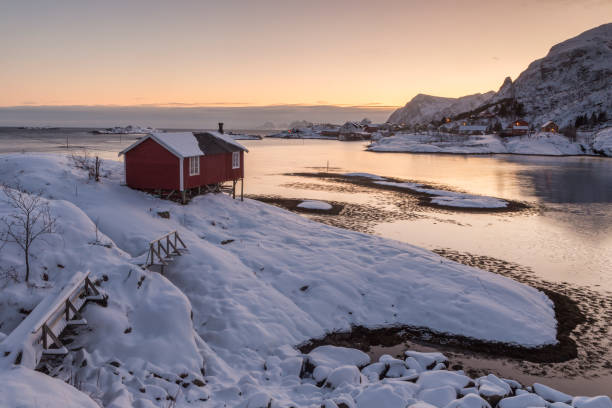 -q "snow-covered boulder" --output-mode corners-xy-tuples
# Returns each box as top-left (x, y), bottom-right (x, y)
(498, 393), (547, 408)
(419, 385), (457, 408)
(572, 396), (612, 408)
(405, 351), (448, 370)
(308, 345), (371, 369)
(324, 365), (361, 389)
(417, 371), (473, 391)
(297, 200), (333, 210)
(477, 374), (512, 399)
(445, 393), (492, 408)
(533, 383), (572, 403)
(356, 383), (416, 408)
